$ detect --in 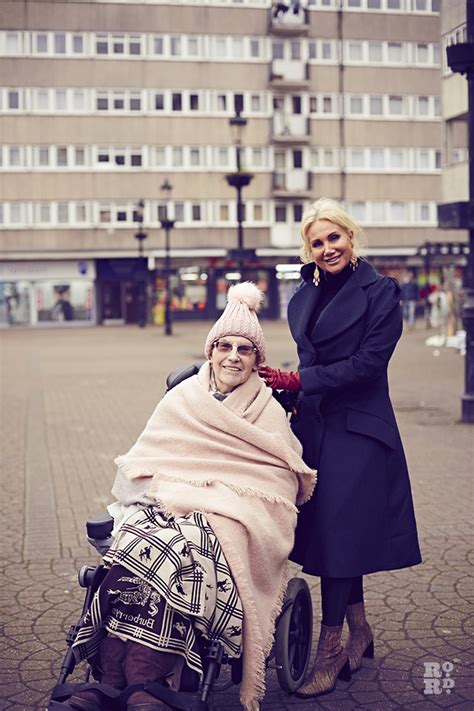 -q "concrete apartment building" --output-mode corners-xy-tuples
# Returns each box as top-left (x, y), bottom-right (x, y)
(0, 0), (455, 327)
